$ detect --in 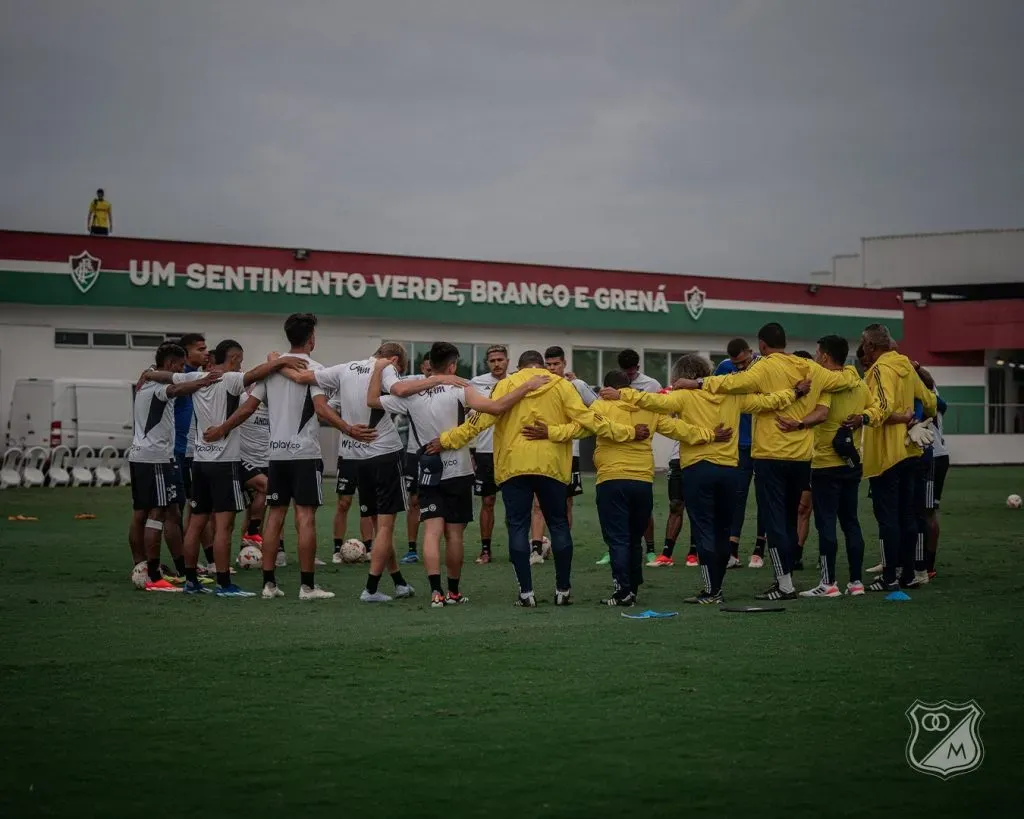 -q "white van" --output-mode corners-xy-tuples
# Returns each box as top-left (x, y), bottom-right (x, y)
(6, 378), (135, 454)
